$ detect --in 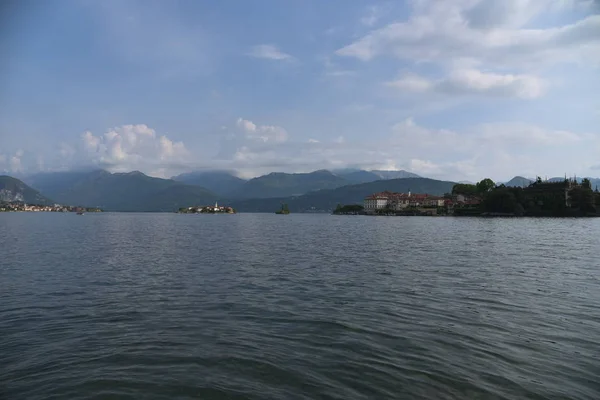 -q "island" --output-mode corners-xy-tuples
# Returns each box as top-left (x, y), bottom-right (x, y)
(178, 201), (236, 214)
(357, 177), (600, 218)
(275, 203), (290, 214)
